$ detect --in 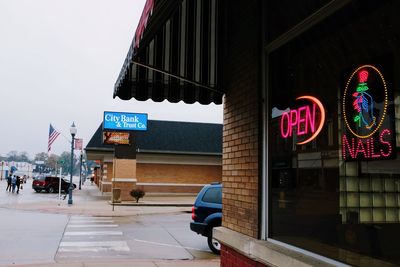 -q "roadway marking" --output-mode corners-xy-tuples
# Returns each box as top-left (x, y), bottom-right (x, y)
(64, 231), (123, 236)
(133, 239), (209, 252)
(69, 220), (114, 224)
(59, 241), (130, 252)
(67, 224), (118, 228)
